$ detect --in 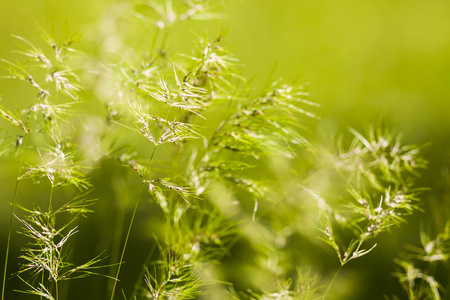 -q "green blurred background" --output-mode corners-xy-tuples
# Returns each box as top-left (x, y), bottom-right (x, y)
(1, 0), (450, 299)
(2, 0), (450, 140)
